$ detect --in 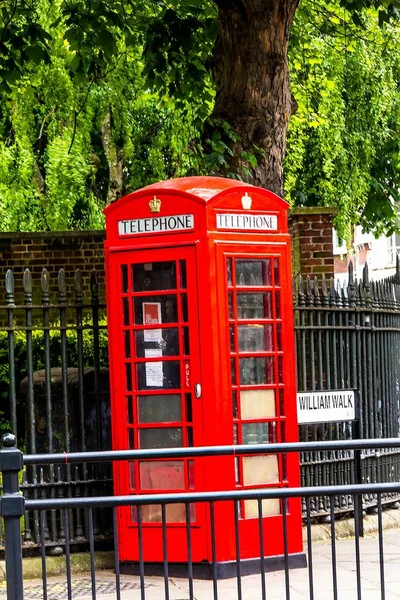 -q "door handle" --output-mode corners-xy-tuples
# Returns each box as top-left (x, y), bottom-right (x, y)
(194, 383), (202, 399)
